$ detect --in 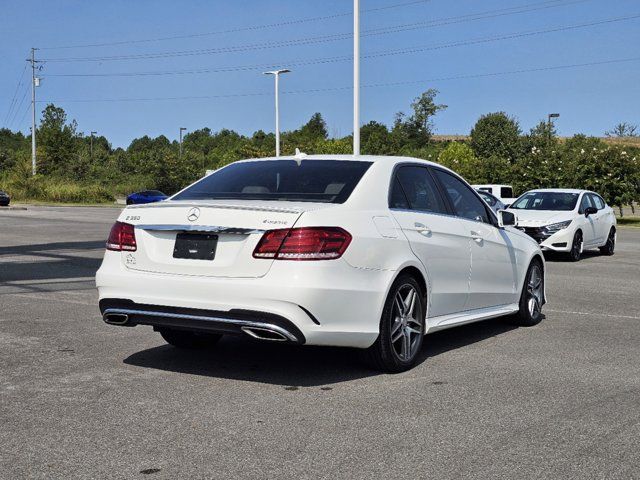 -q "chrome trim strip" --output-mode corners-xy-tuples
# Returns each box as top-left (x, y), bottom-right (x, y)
(102, 308), (298, 342)
(136, 224), (265, 234)
(128, 201), (302, 214)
